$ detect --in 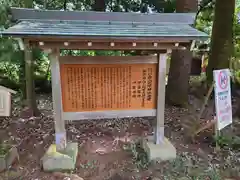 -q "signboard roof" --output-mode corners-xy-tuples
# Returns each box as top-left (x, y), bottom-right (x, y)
(1, 8), (208, 41)
(0, 85), (17, 94)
